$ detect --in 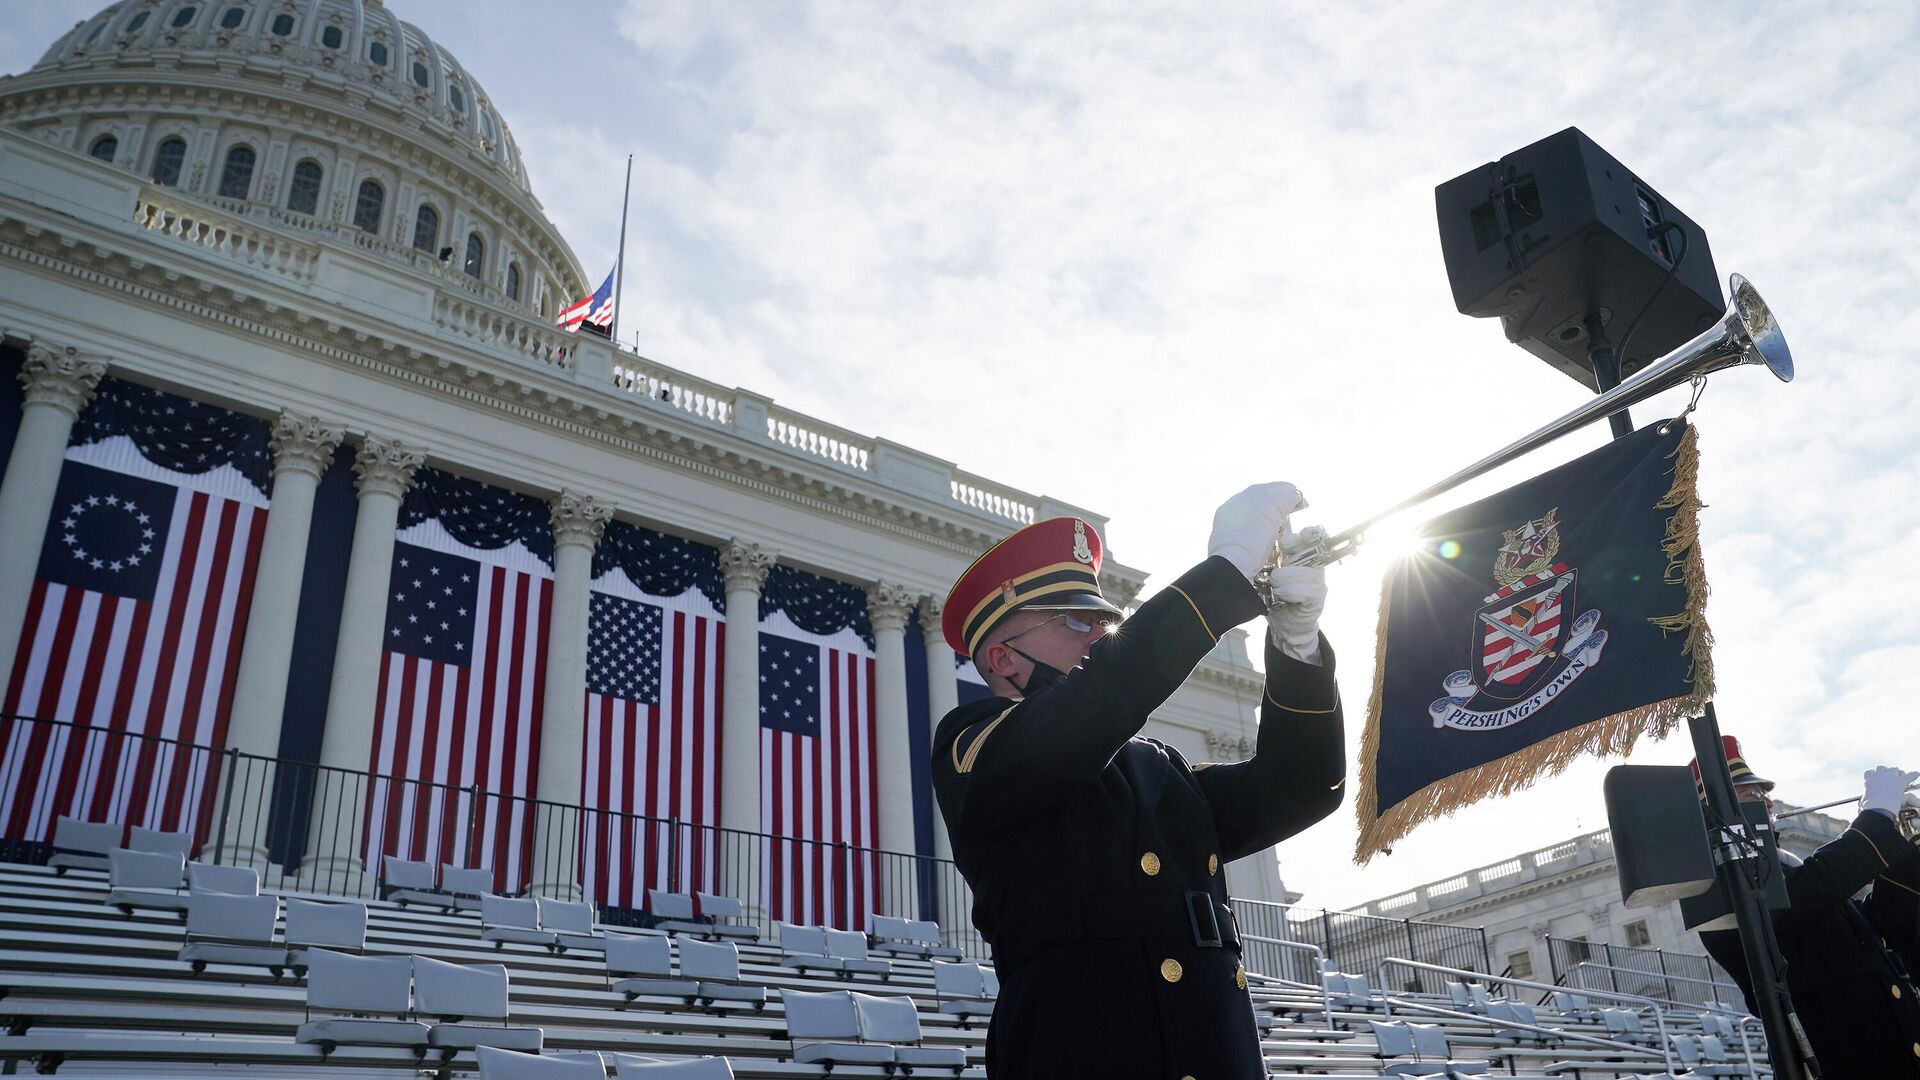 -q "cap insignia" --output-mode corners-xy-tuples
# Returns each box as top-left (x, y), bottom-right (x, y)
(1072, 521), (1093, 564)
